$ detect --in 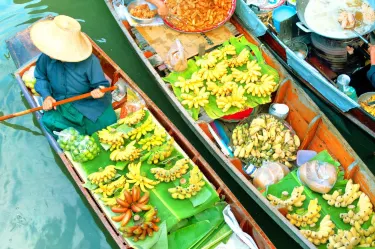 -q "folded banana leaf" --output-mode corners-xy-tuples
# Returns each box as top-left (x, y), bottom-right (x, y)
(163, 36), (279, 120)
